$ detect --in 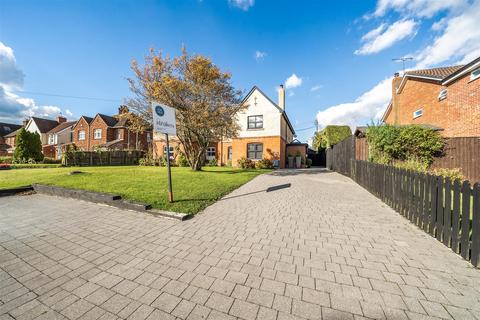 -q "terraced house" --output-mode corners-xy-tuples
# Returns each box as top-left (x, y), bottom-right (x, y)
(382, 55), (480, 137)
(155, 85), (303, 168)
